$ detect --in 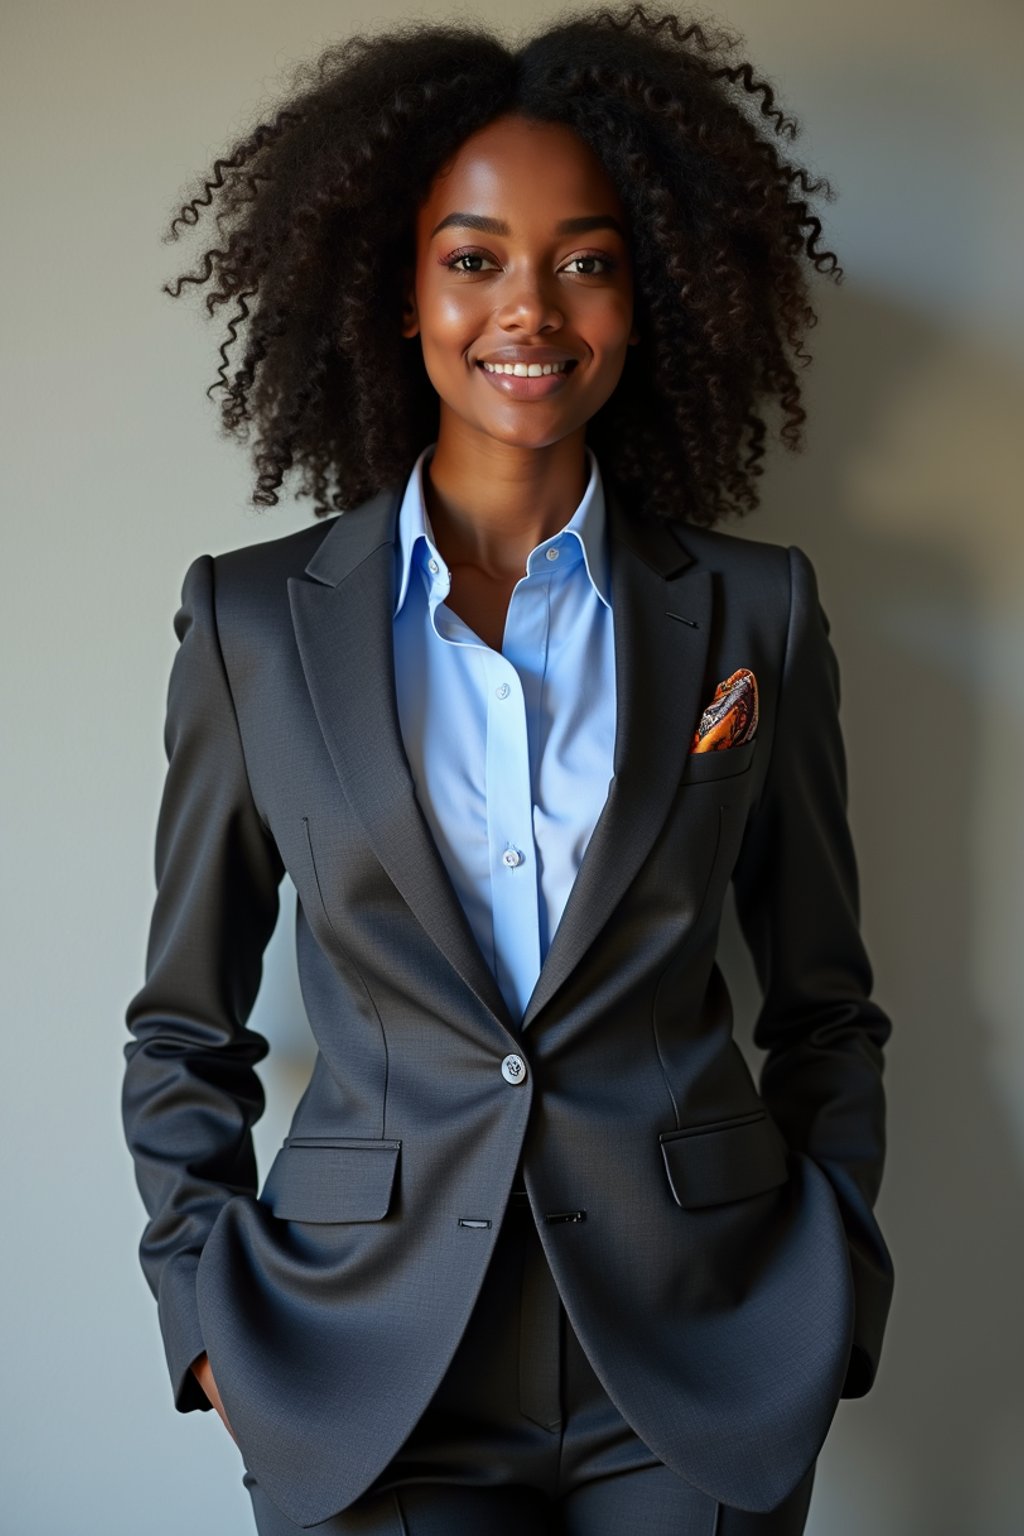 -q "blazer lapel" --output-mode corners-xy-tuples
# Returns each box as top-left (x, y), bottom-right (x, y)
(288, 478), (712, 1040)
(520, 484), (710, 1030)
(287, 487), (515, 1033)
